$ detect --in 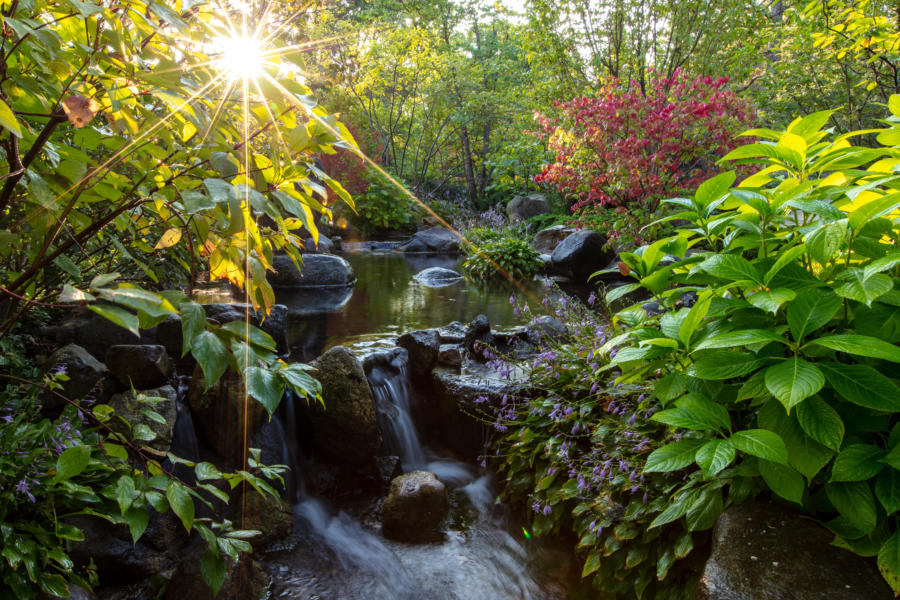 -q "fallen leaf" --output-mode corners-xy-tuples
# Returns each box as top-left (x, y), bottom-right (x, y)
(618, 261), (631, 276)
(62, 96), (102, 128)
